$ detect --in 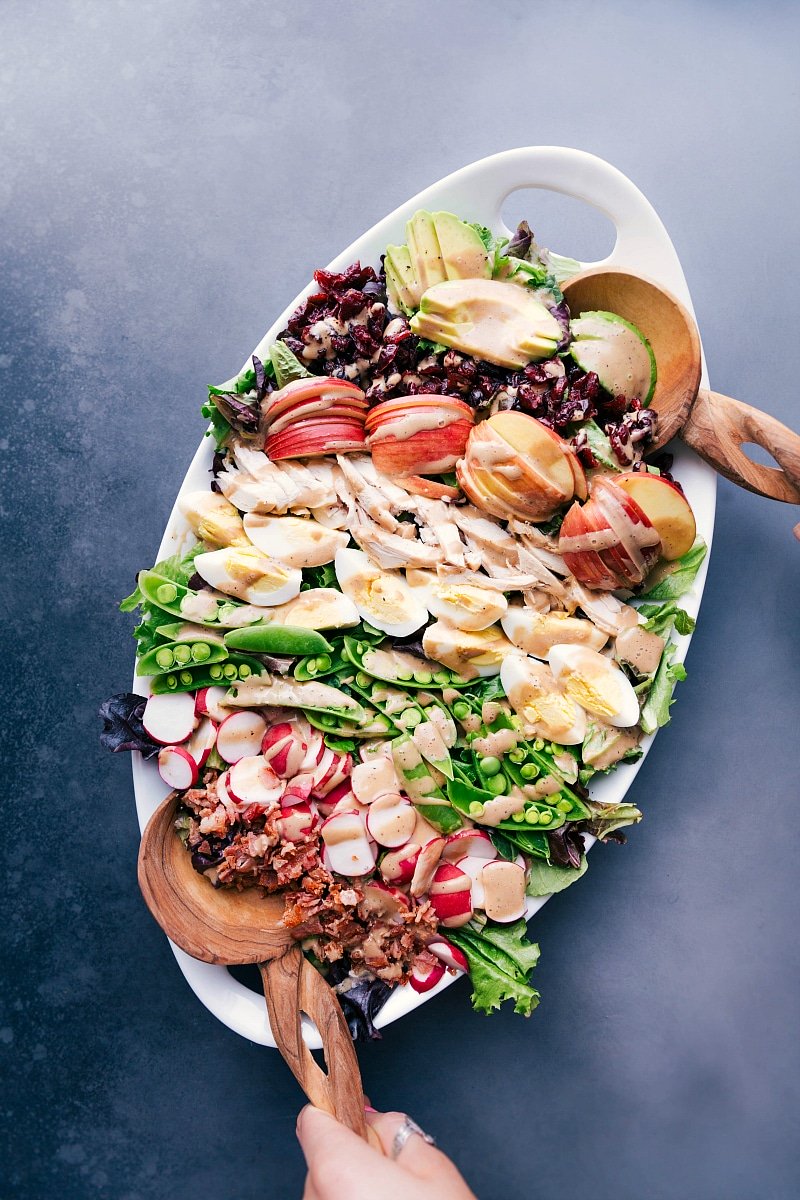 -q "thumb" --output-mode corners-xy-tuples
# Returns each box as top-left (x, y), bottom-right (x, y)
(296, 1104), (382, 1174)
